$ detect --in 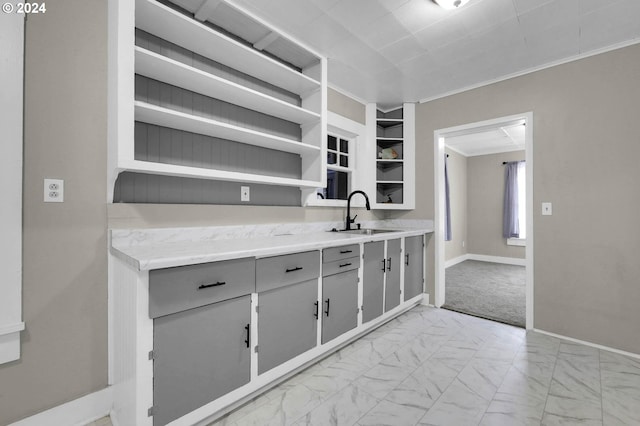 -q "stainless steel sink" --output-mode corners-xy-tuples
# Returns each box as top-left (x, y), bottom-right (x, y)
(334, 228), (401, 235)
